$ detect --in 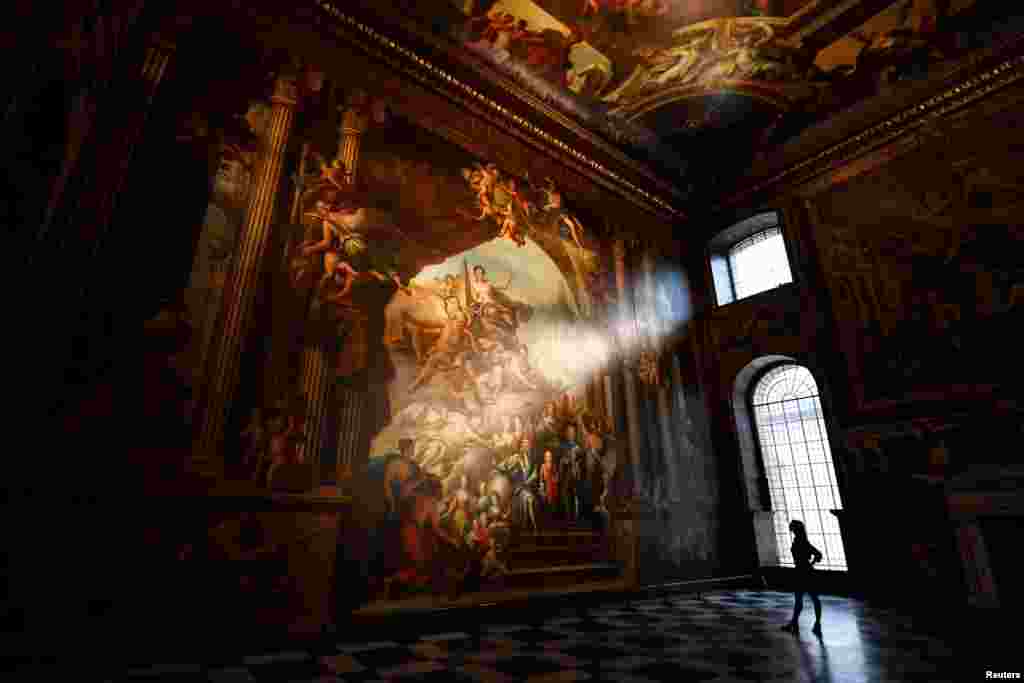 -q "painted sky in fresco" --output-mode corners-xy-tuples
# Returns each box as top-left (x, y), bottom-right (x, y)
(415, 236), (597, 390)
